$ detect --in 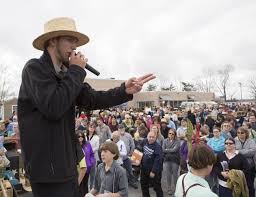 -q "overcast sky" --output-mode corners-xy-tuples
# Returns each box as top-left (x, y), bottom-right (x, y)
(1, 0), (256, 99)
